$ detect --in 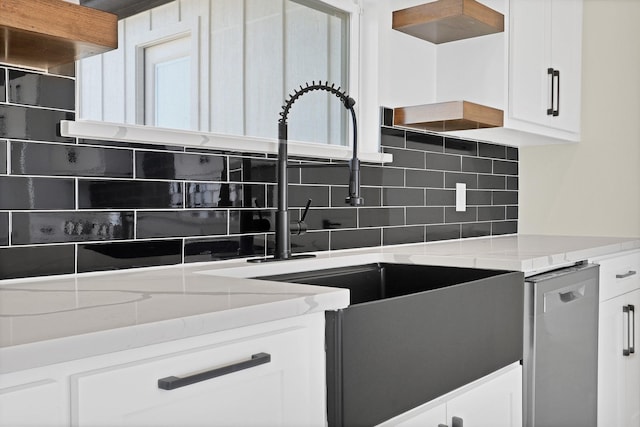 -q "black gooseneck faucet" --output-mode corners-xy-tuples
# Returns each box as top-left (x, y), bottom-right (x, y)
(252, 81), (363, 262)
